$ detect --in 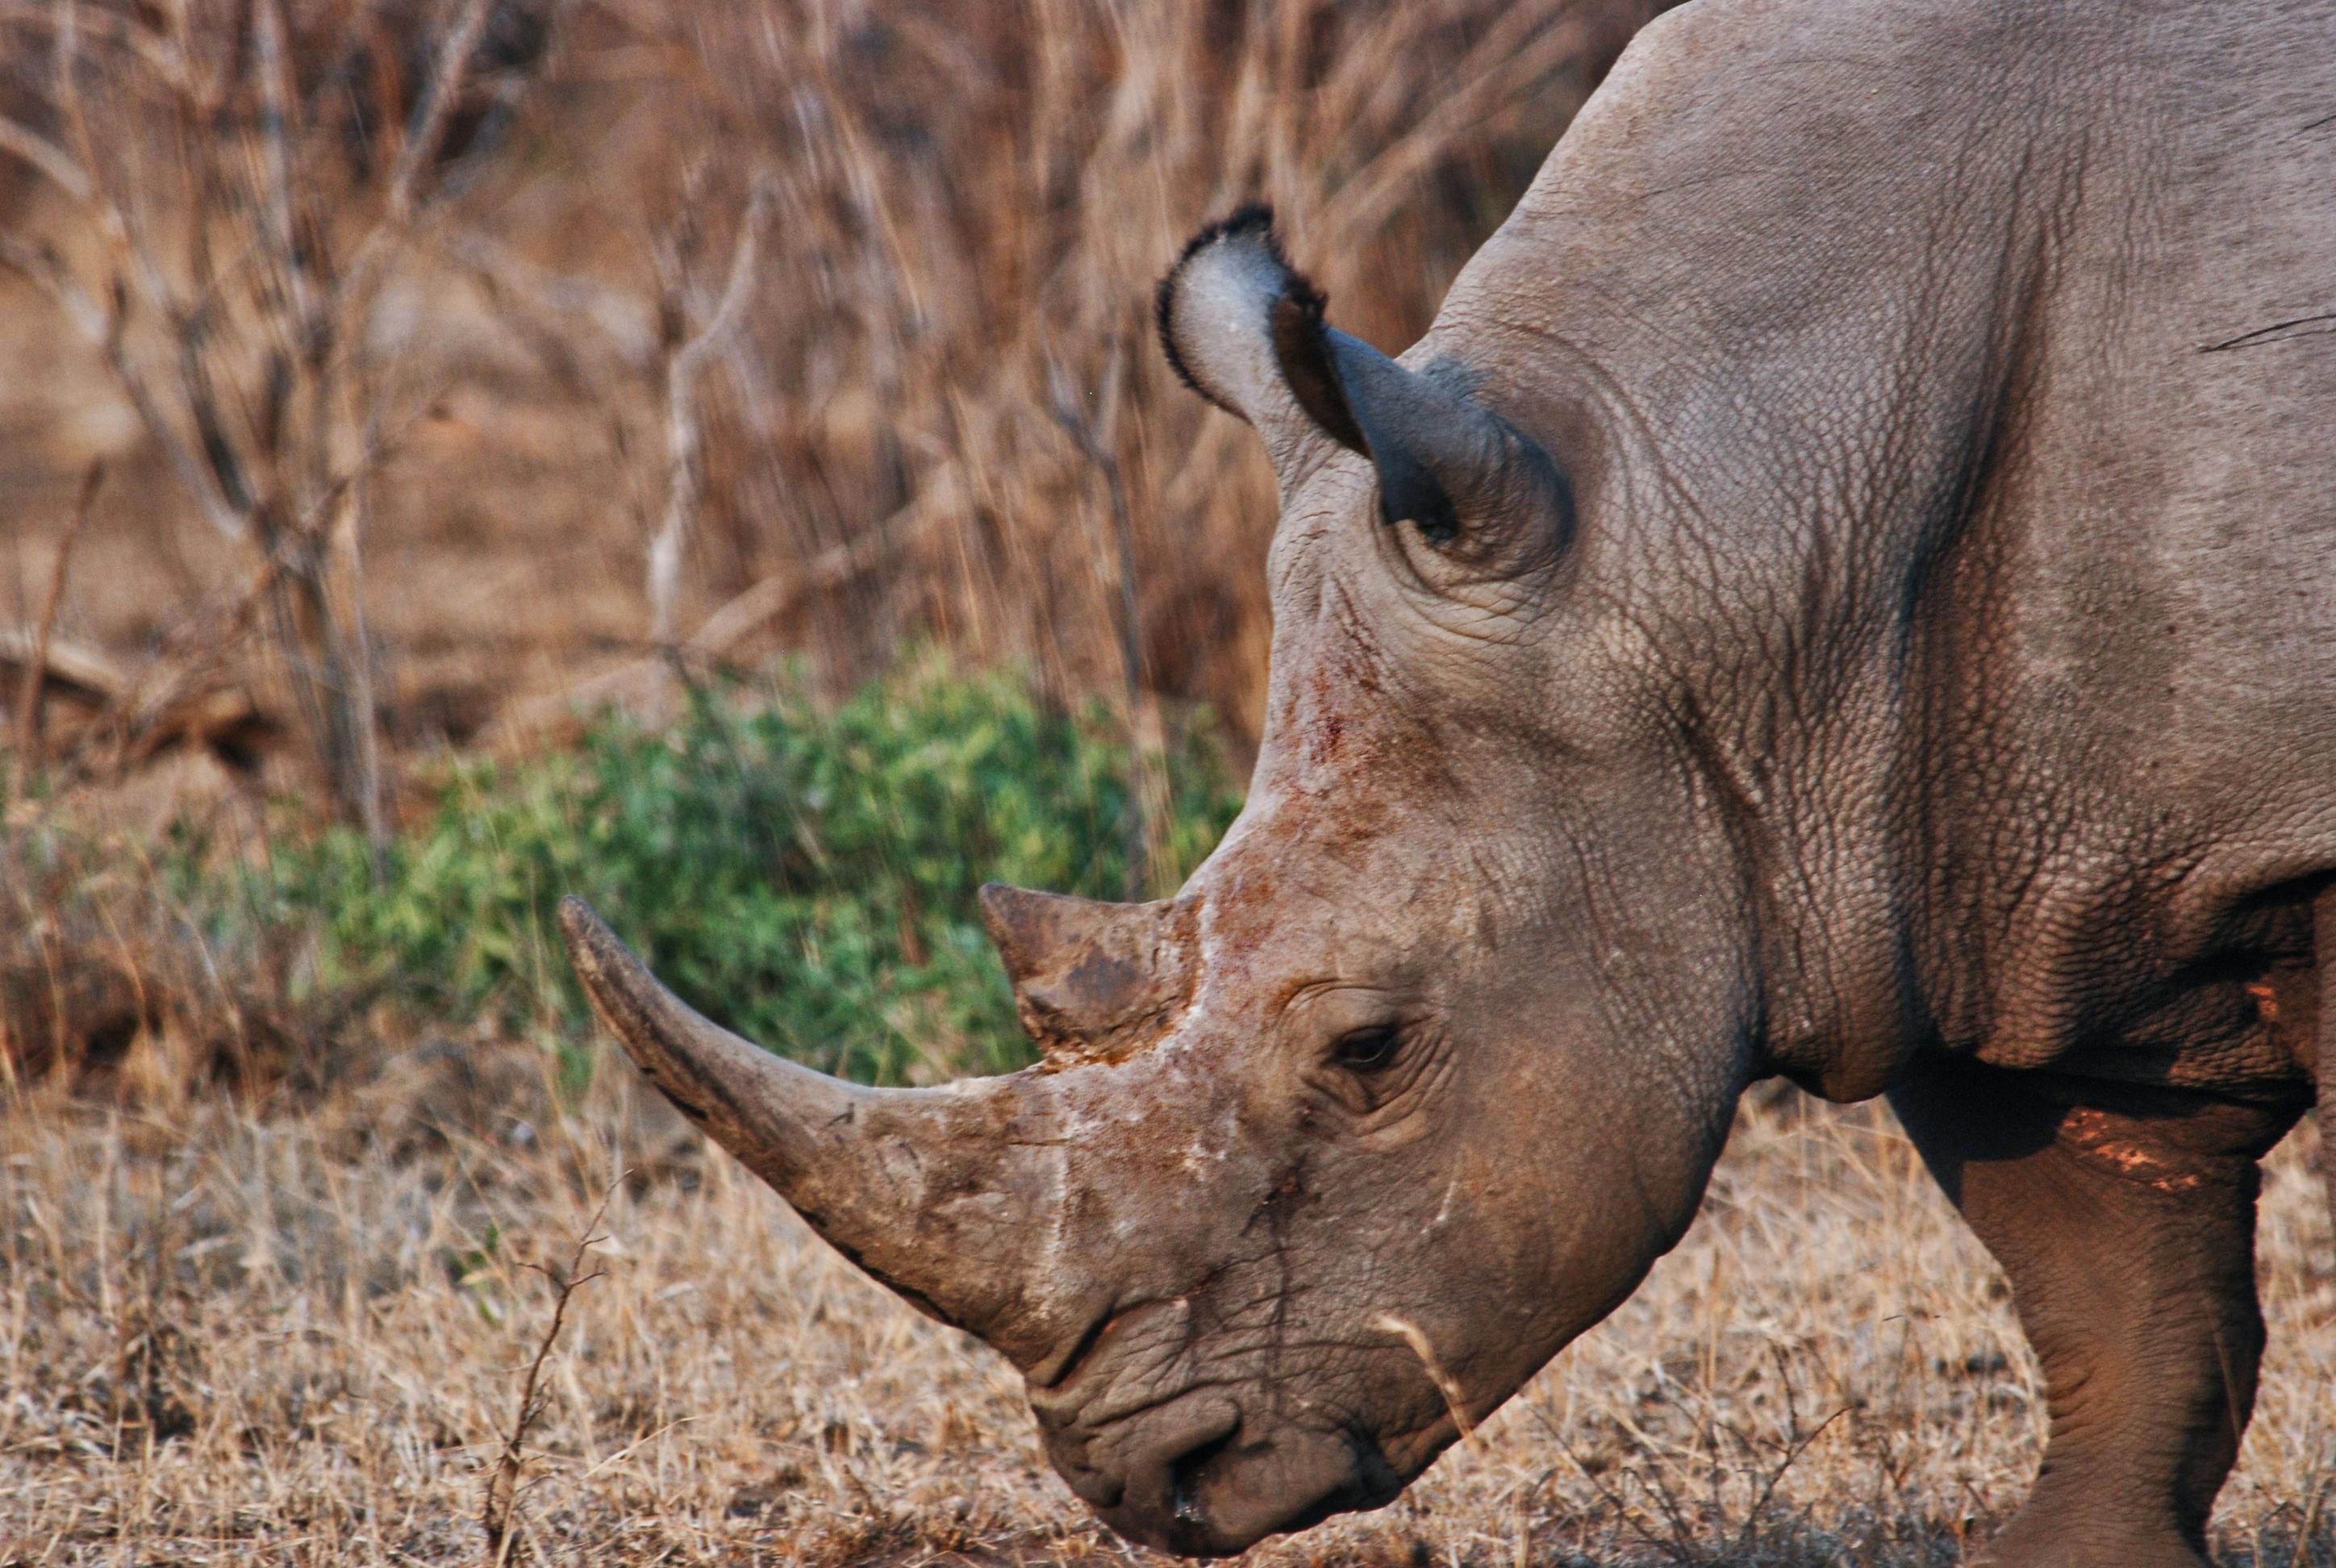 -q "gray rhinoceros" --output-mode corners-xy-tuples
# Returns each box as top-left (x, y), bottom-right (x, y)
(558, 0), (2336, 1560)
